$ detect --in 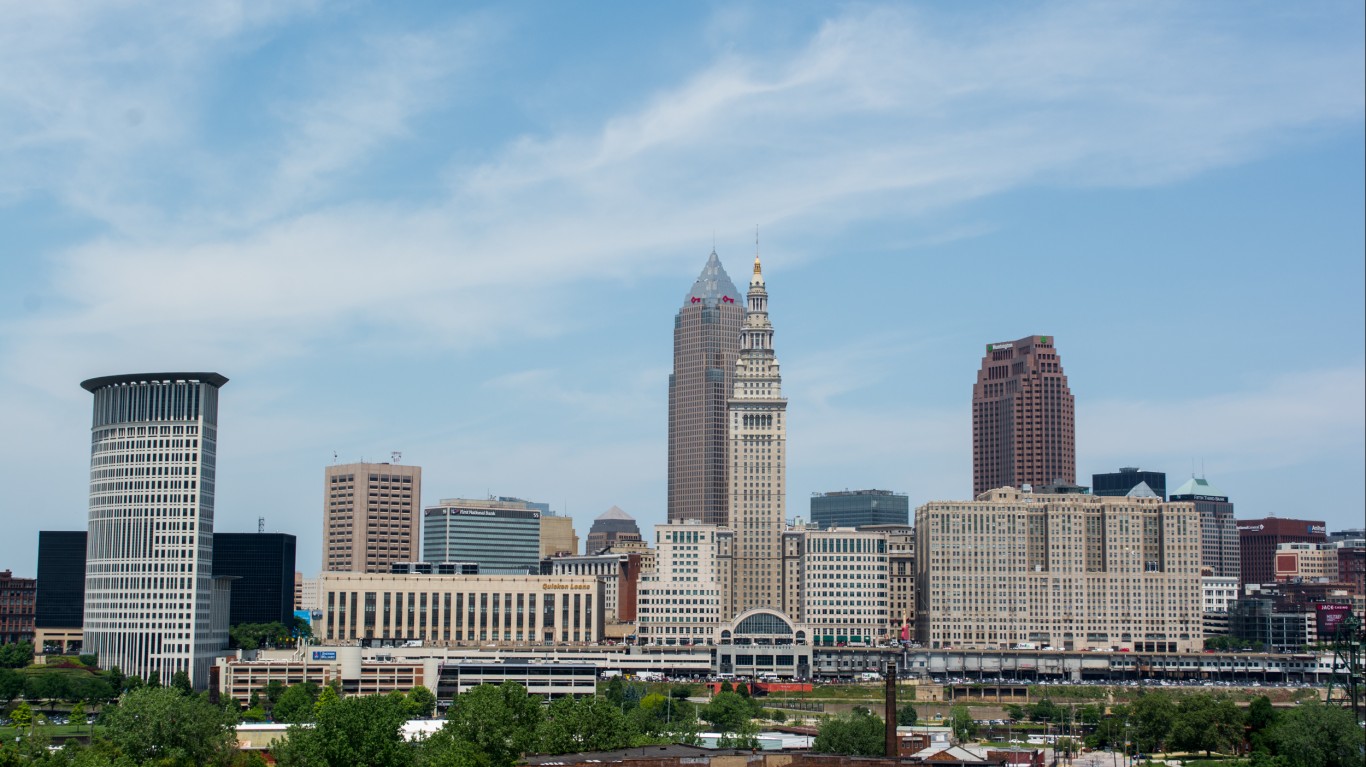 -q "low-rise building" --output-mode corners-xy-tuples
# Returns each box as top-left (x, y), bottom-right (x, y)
(1201, 575), (1239, 636)
(1274, 542), (1338, 582)
(546, 552), (643, 624)
(0, 570), (36, 645)
(318, 573), (604, 646)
